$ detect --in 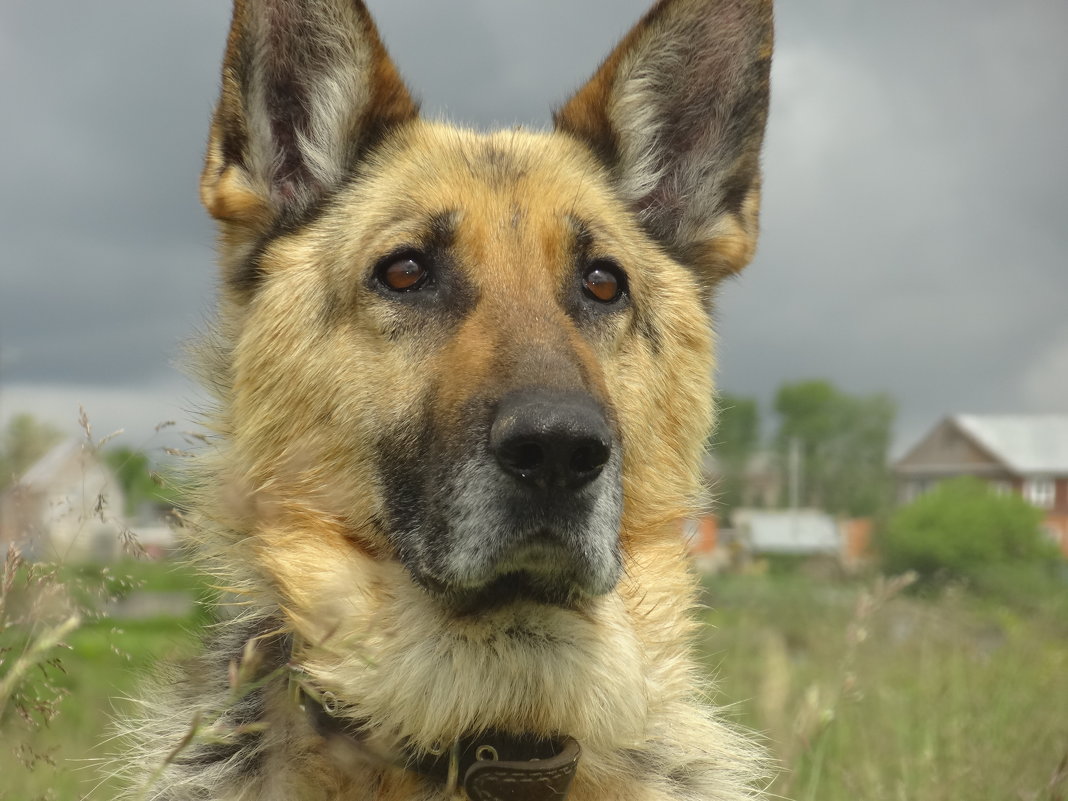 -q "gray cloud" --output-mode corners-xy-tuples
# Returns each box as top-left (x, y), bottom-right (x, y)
(716, 0), (1068, 448)
(2, 0), (1066, 455)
